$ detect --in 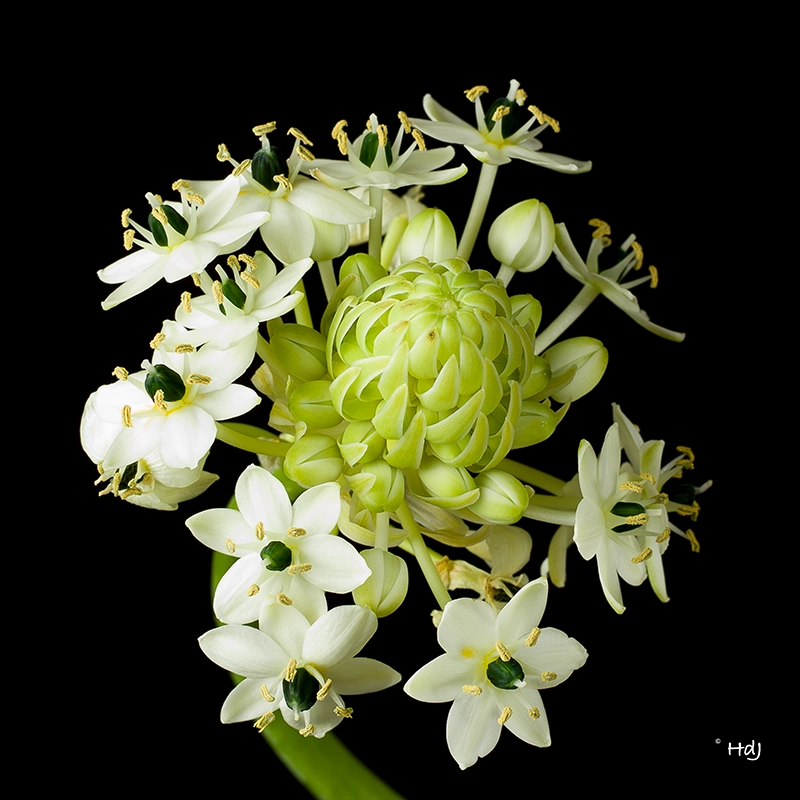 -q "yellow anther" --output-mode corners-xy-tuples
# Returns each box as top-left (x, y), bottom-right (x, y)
(241, 271), (260, 289)
(216, 143), (231, 161)
(181, 292), (192, 313)
(462, 685), (483, 696)
(232, 158), (251, 177)
(316, 678), (332, 701)
(525, 627), (541, 647)
(255, 521), (265, 540)
(151, 206), (168, 225)
(285, 659), (297, 681)
(626, 513), (649, 526)
(273, 174), (292, 191)
(121, 208), (132, 228)
(336, 132), (348, 155)
(171, 179), (191, 192)
(187, 373), (212, 385)
(112, 366), (129, 381)
(676, 502), (700, 521)
(465, 85), (489, 102)
(119, 486), (143, 499)
(515, 88), (528, 105)
(365, 117), (373, 131)
(331, 120), (348, 139)
(225, 539), (236, 554)
(288, 563), (312, 575)
(620, 481), (644, 493)
(541, 671), (558, 682)
(640, 472), (656, 484)
(299, 724), (315, 737)
(150, 332), (166, 349)
(529, 105), (560, 132)
(260, 684), (275, 703)
(656, 528), (670, 543)
(333, 706), (353, 718)
(589, 218), (611, 238)
(398, 110), (411, 133)
(649, 265), (658, 288)
(123, 229), (135, 250)
(377, 124), (389, 147)
(687, 529), (700, 553)
(191, 272), (201, 287)
(629, 240), (644, 270)
(287, 527), (306, 537)
(153, 389), (167, 412)
(174, 344), (195, 354)
(528, 706), (541, 719)
(411, 129), (426, 151)
(212, 280), (224, 305)
(238, 253), (258, 271)
(492, 105), (510, 122)
(495, 641), (512, 662)
(652, 492), (669, 504)
(287, 127), (313, 146)
(187, 192), (204, 206)
(247, 583), (260, 597)
(227, 254), (240, 270)
(277, 593), (292, 605)
(252, 122), (277, 136)
(254, 712), (275, 732)
(631, 547), (653, 563)
(153, 194), (164, 205)
(676, 445), (695, 464)
(296, 144), (314, 161)
(497, 706), (513, 725)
